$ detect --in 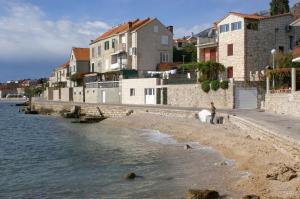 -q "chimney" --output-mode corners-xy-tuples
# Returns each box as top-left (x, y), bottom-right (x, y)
(128, 22), (133, 29)
(167, 26), (174, 34)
